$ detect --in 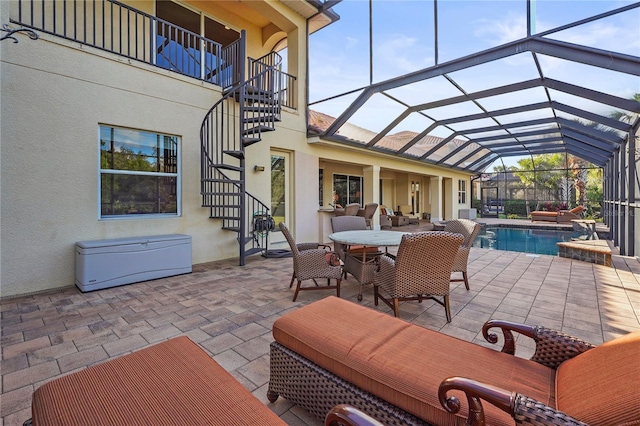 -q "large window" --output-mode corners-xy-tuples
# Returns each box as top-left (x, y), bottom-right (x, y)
(155, 1), (239, 83)
(100, 126), (179, 218)
(333, 174), (362, 207)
